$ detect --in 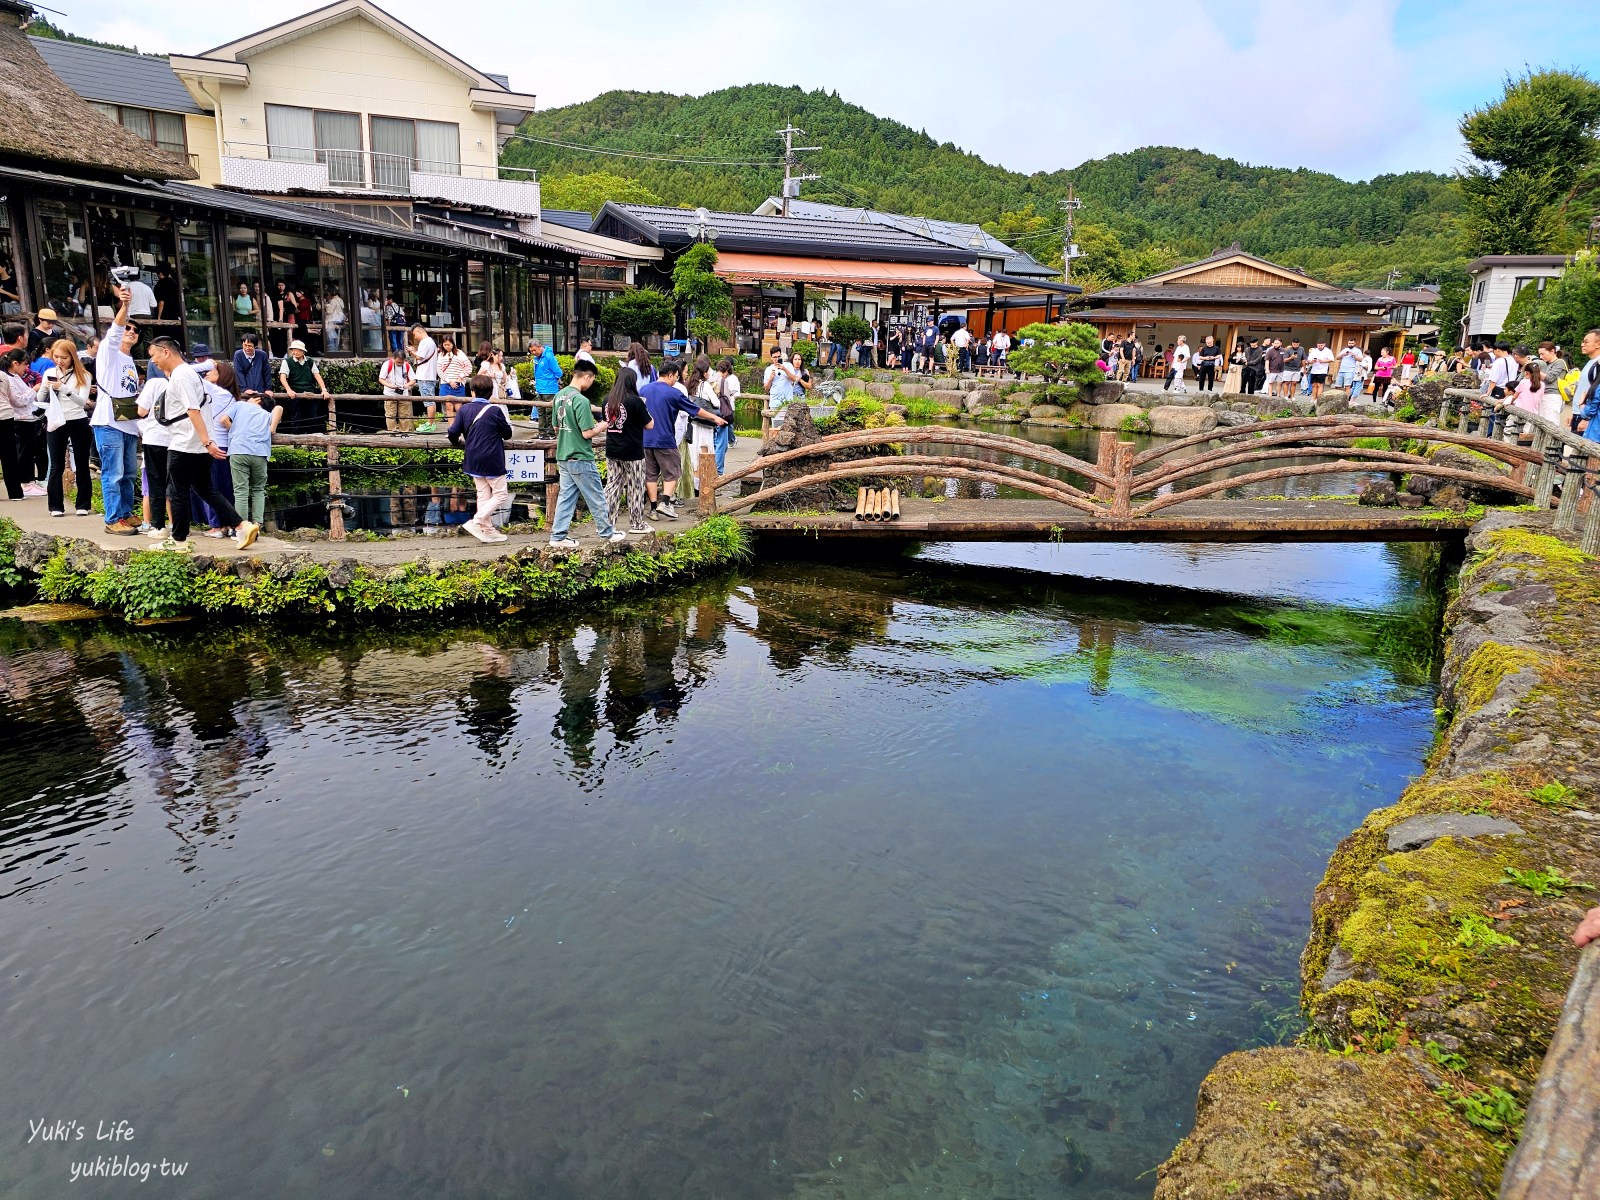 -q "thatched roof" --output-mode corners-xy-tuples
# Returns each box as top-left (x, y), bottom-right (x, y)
(0, 14), (196, 180)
